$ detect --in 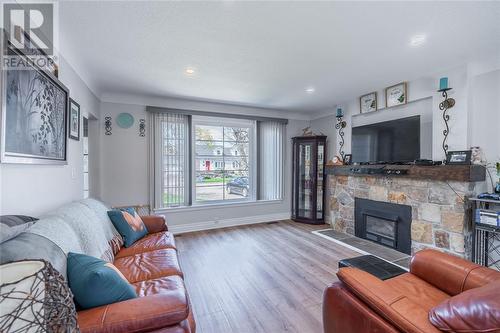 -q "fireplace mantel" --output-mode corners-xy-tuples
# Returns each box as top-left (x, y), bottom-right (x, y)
(326, 164), (485, 182)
